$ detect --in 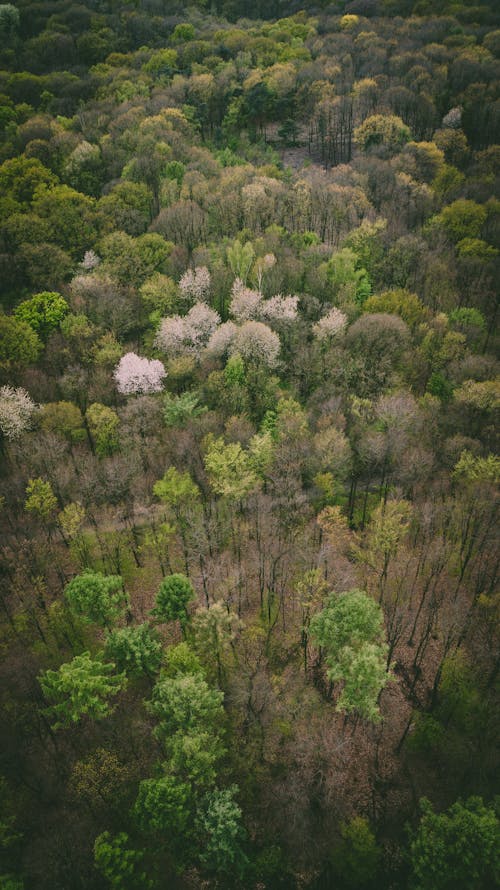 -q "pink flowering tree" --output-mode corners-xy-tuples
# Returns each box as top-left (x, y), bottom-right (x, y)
(114, 353), (166, 395)
(179, 266), (211, 304)
(155, 303), (220, 358)
(0, 386), (37, 440)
